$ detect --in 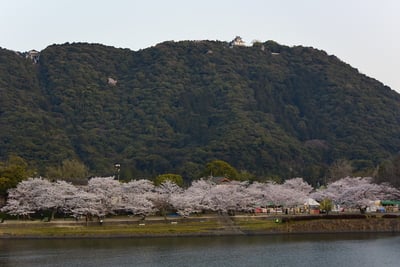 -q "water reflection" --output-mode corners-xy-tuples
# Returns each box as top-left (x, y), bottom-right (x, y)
(0, 233), (399, 267)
